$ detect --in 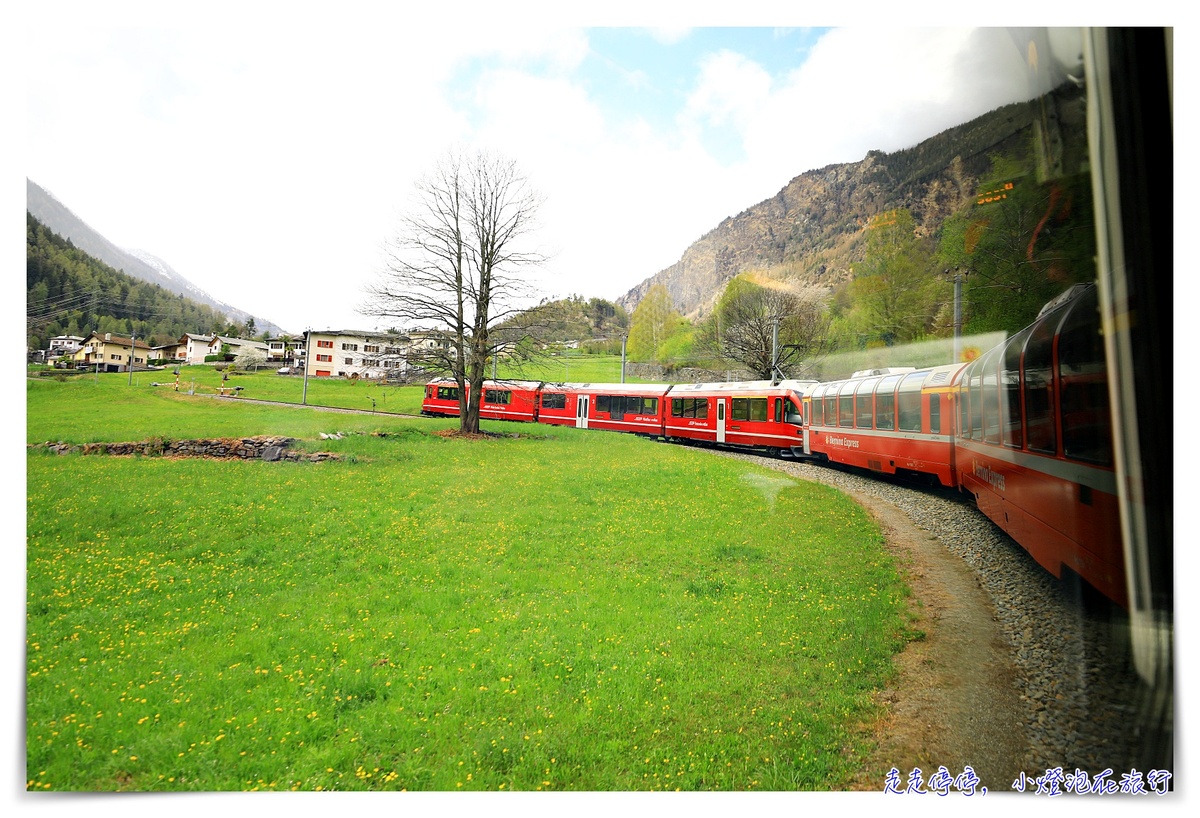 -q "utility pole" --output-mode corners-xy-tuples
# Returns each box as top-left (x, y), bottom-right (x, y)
(302, 328), (310, 405)
(620, 334), (627, 383)
(770, 316), (780, 385)
(947, 268), (964, 363)
(128, 334), (135, 386)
